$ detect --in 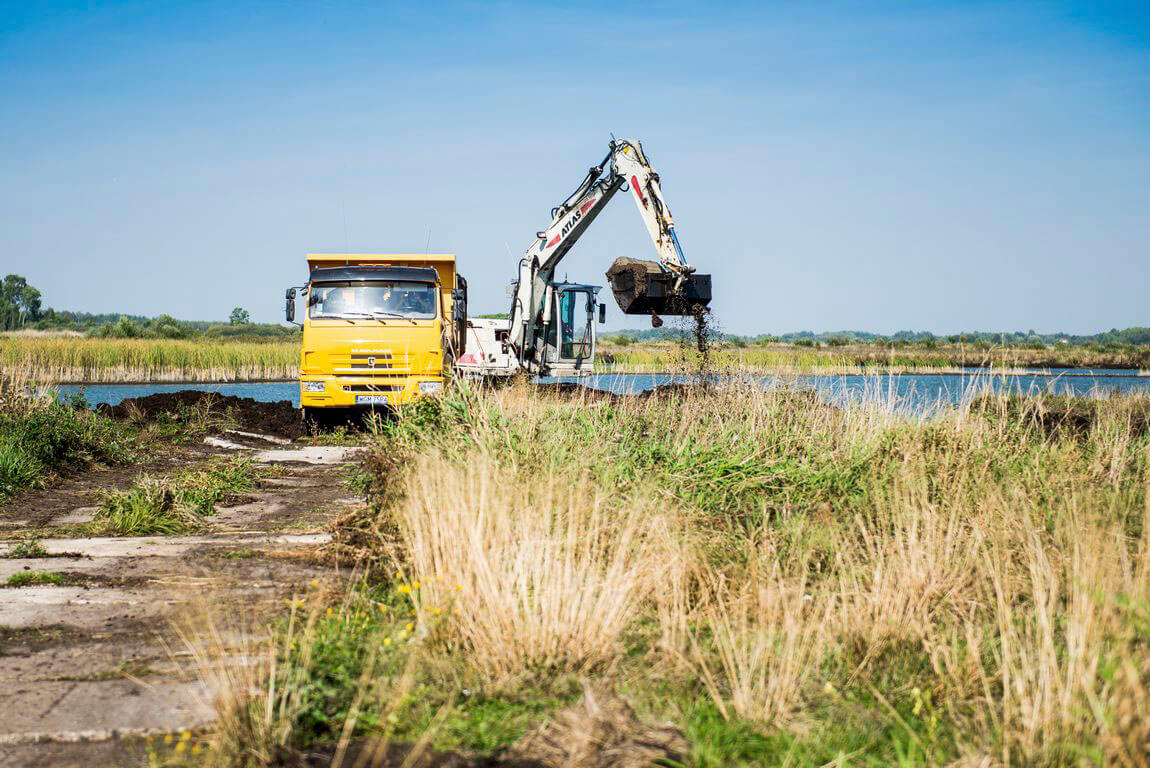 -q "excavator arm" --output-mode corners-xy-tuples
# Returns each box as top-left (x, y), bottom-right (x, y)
(507, 138), (711, 373)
